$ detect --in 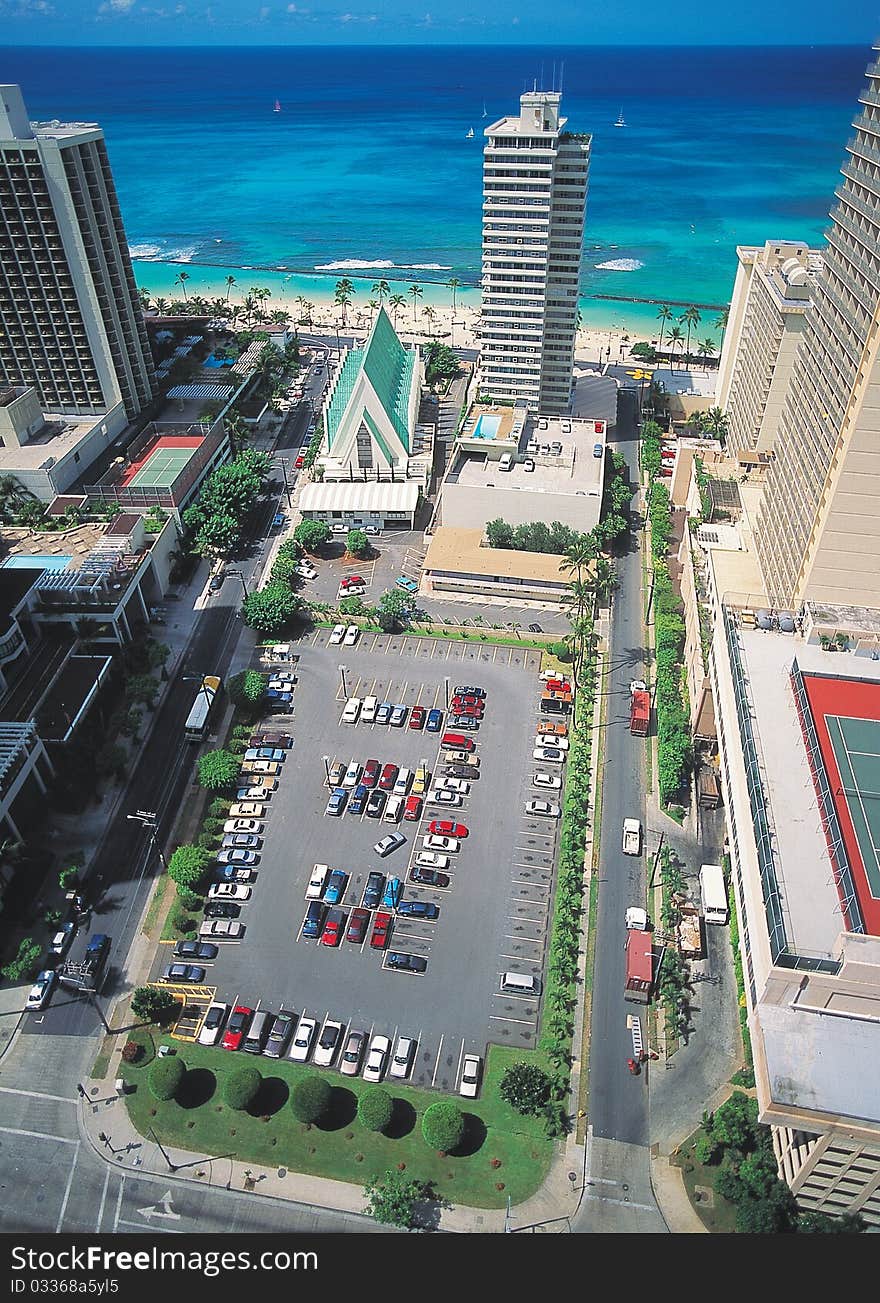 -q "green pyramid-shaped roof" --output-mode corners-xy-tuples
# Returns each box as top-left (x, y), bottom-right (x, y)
(326, 307), (415, 455)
